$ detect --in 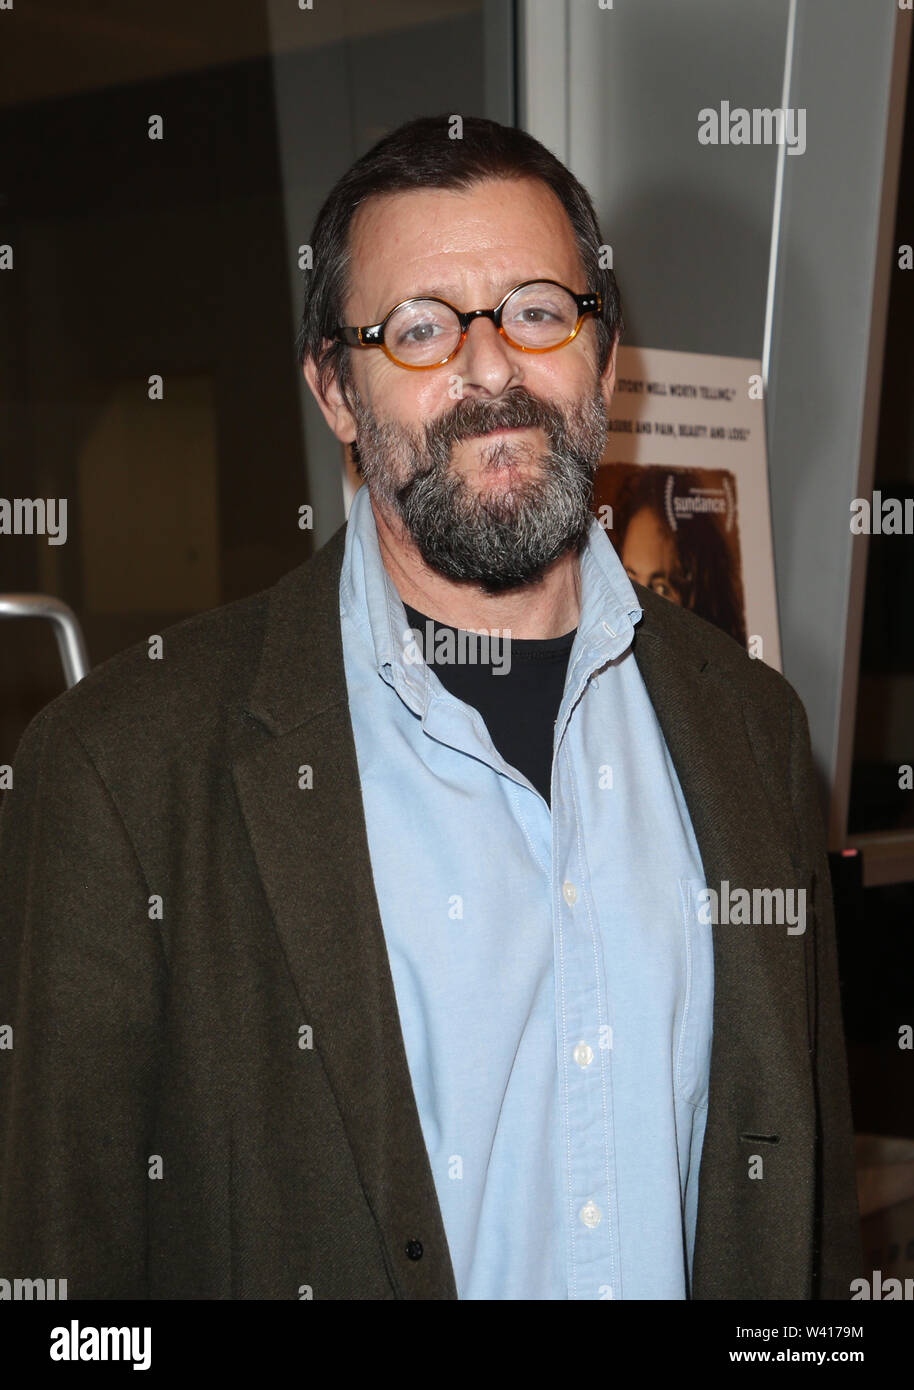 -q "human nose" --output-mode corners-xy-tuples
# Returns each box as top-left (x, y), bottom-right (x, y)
(453, 315), (521, 397)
